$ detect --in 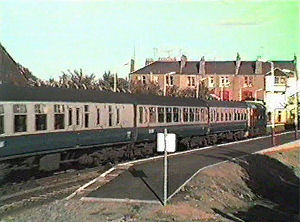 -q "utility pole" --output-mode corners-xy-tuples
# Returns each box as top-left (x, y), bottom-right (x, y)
(294, 68), (299, 140)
